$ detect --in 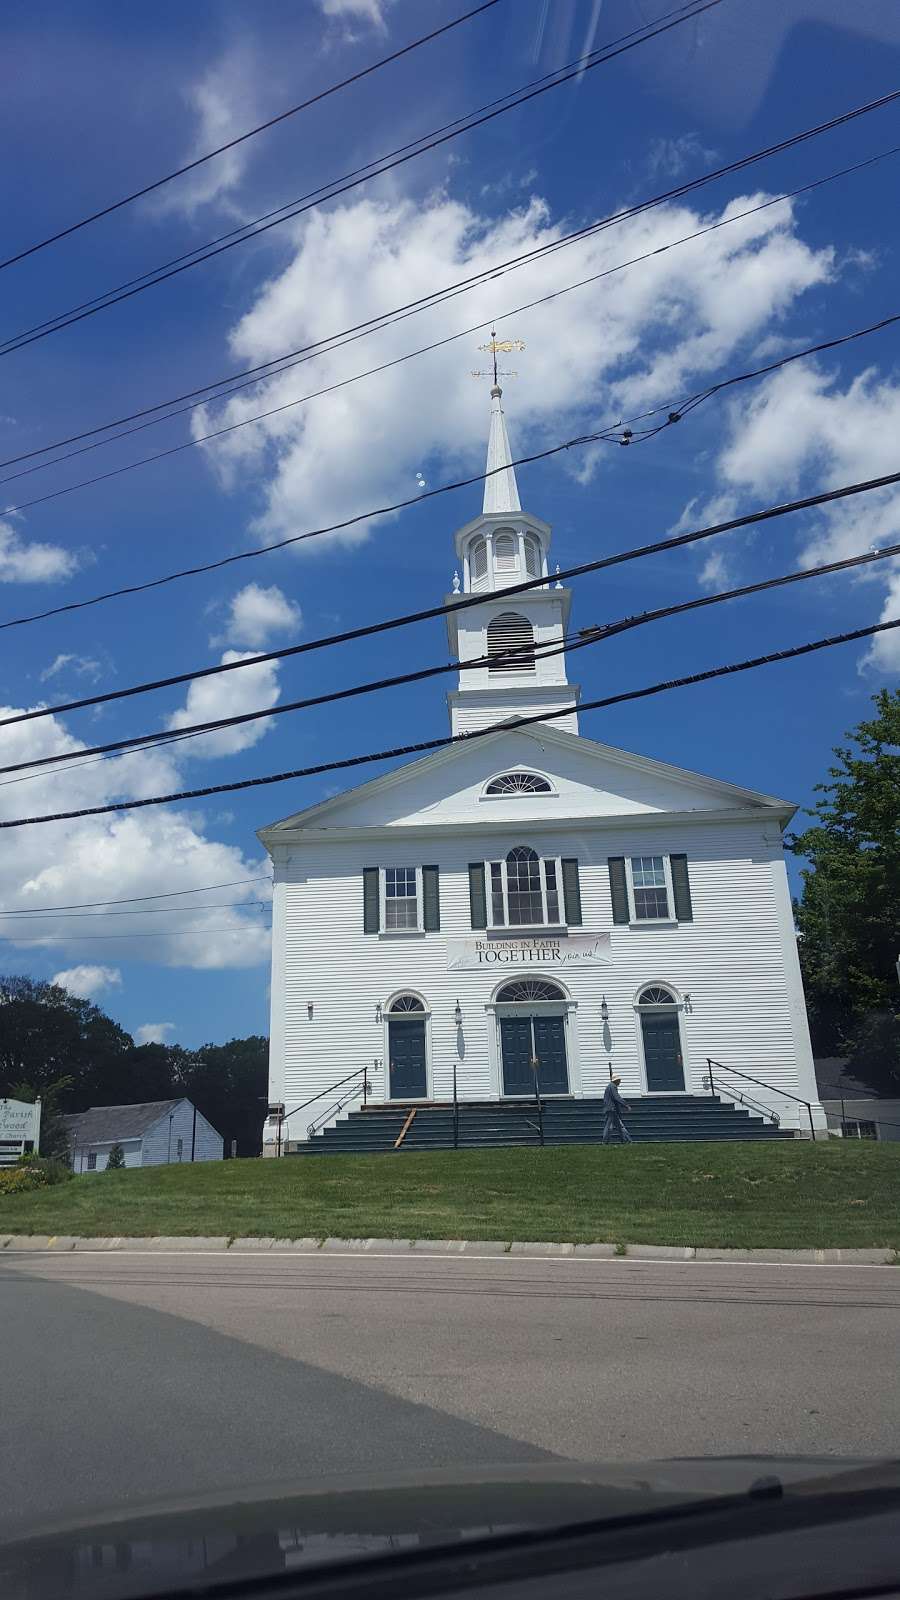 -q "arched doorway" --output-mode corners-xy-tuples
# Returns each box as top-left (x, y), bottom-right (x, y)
(636, 986), (685, 1091)
(386, 993), (429, 1100)
(495, 978), (569, 1096)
